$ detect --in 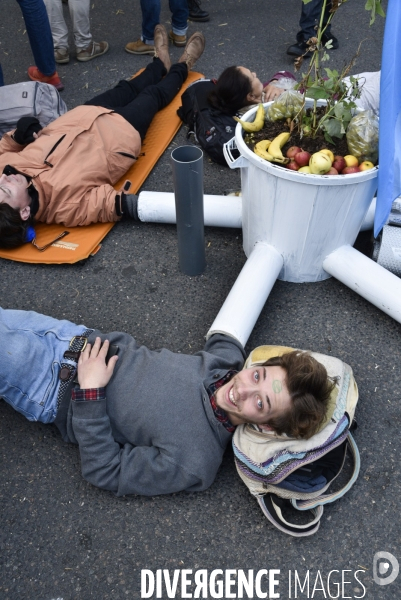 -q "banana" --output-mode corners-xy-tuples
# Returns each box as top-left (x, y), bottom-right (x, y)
(268, 132), (291, 160)
(254, 139), (290, 164)
(234, 103), (265, 132)
(254, 140), (273, 161)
